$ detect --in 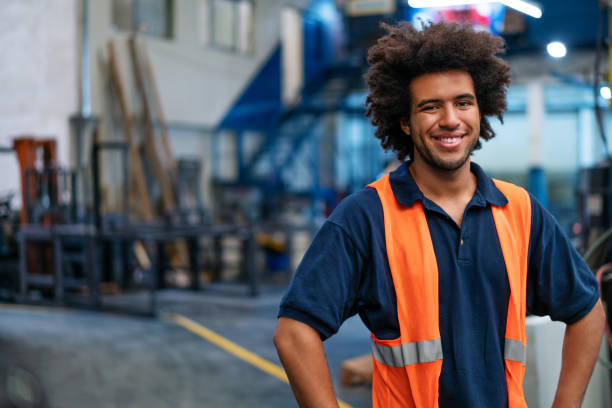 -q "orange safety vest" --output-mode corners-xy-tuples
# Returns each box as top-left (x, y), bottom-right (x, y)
(368, 174), (531, 408)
